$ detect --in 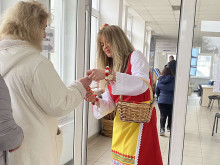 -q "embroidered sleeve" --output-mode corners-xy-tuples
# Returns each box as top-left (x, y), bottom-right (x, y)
(93, 87), (116, 119)
(111, 50), (150, 96)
